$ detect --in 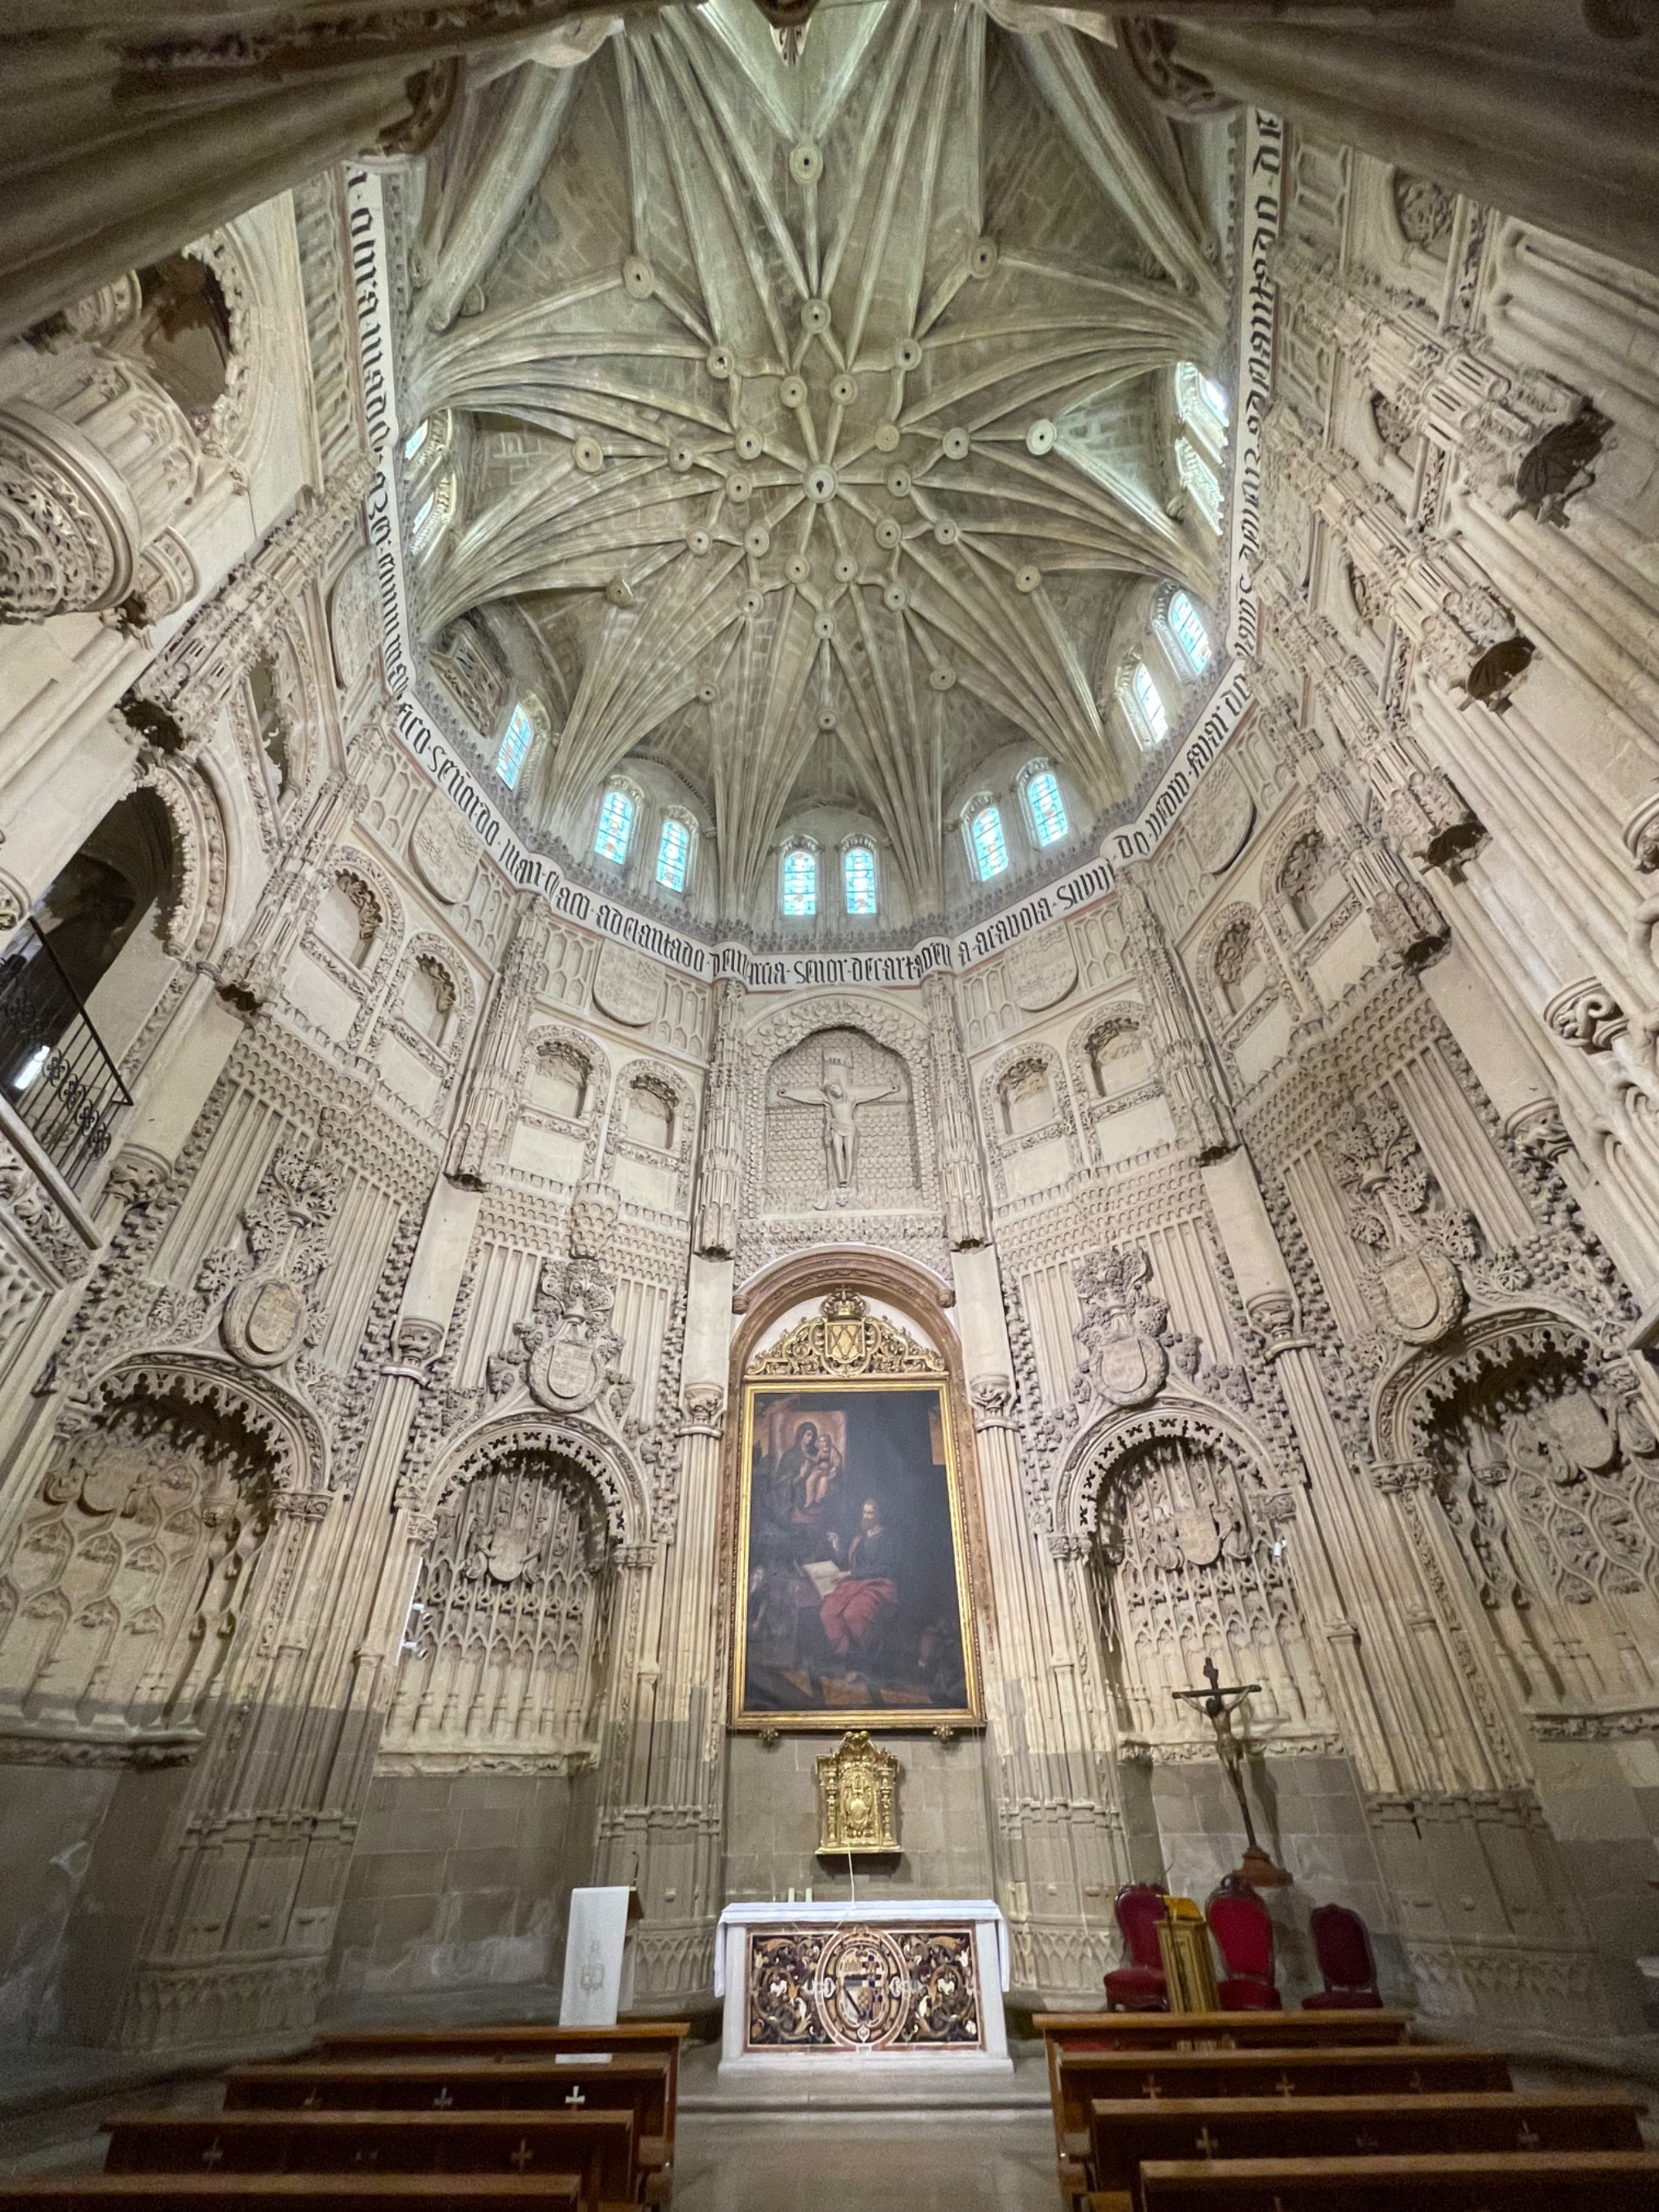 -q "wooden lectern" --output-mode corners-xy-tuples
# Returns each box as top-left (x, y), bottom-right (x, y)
(1156, 1893), (1220, 2013)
